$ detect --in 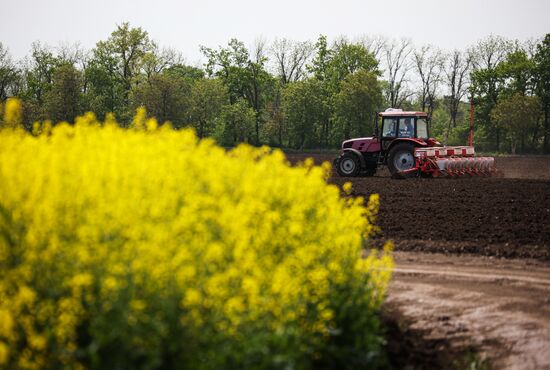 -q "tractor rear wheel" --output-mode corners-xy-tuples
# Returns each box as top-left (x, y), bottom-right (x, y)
(337, 152), (361, 177)
(387, 143), (416, 176)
